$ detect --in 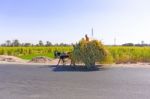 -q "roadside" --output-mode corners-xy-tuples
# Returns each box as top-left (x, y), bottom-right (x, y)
(0, 55), (150, 68)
